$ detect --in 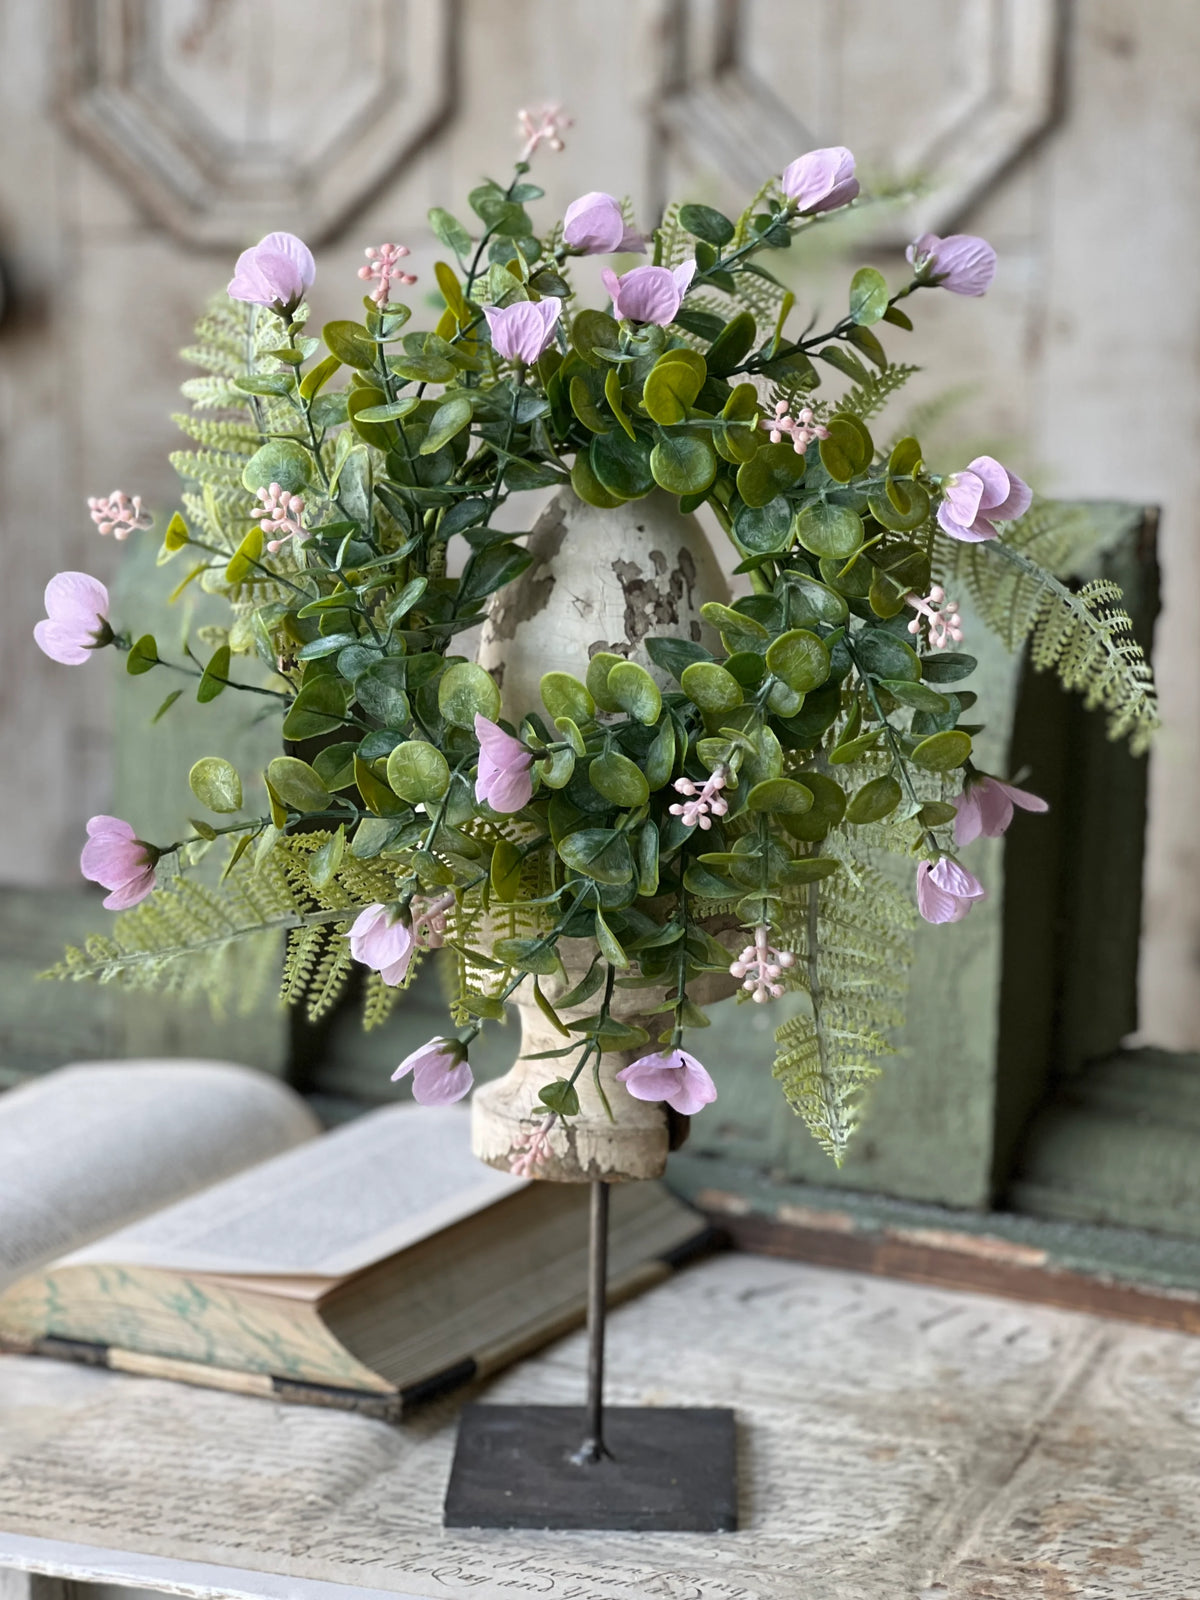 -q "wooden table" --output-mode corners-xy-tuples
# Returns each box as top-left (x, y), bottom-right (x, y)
(0, 1252), (1196, 1599)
